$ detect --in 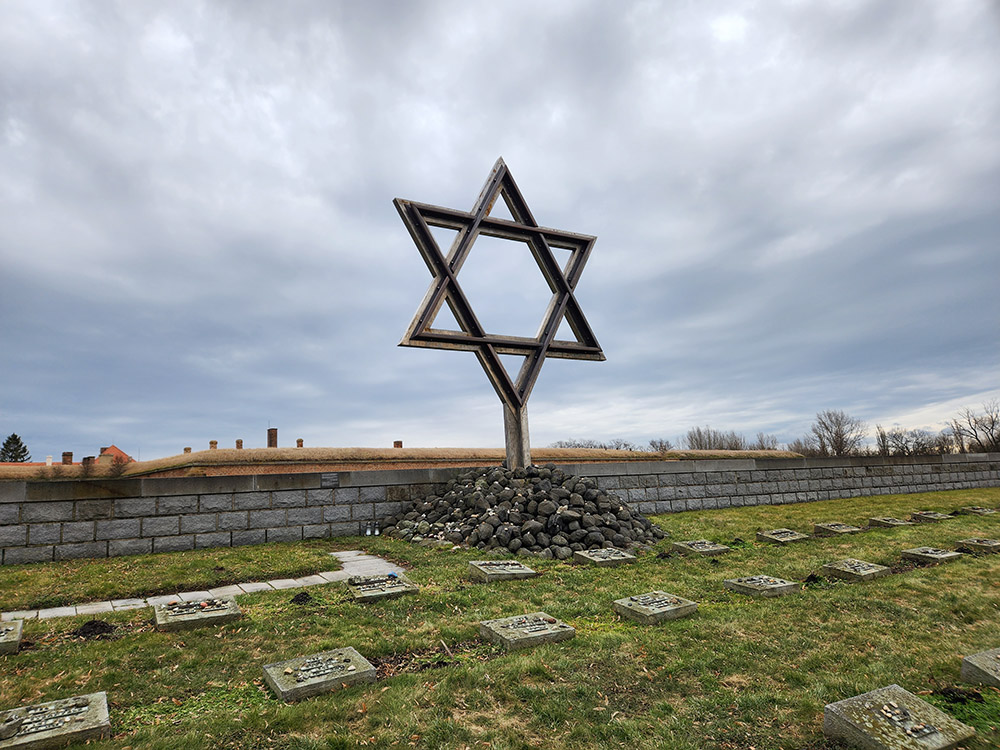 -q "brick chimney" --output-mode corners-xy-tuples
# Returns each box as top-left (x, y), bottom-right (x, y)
(296, 438), (304, 448)
(209, 440), (218, 450)
(62, 451), (73, 465)
(235, 439), (243, 450)
(267, 428), (278, 448)
(393, 440), (403, 449)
